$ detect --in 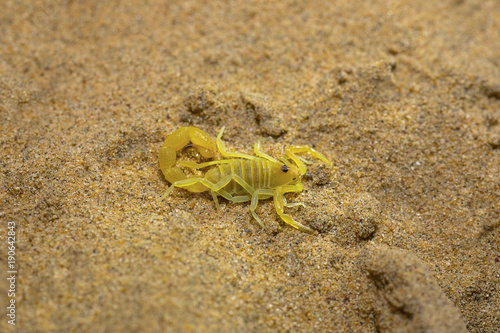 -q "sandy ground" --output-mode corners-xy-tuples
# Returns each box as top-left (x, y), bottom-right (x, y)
(1, 0), (499, 332)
